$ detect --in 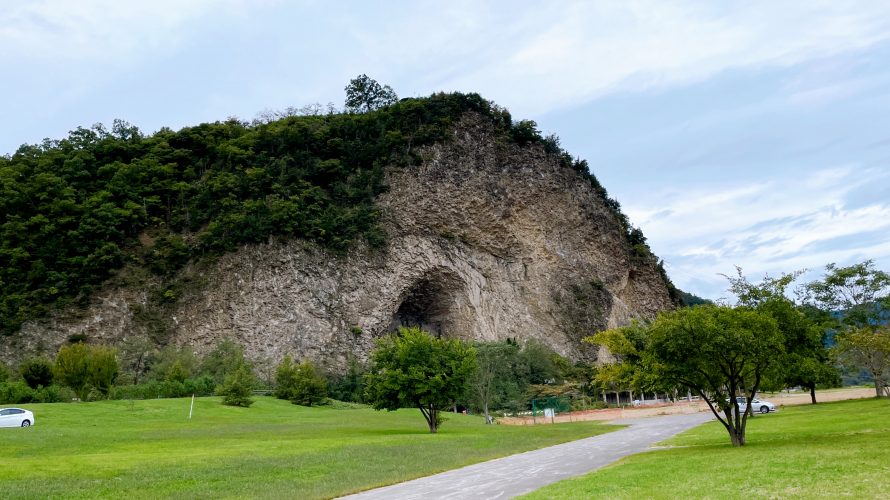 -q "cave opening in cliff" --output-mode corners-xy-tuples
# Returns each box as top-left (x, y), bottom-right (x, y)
(392, 271), (463, 338)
